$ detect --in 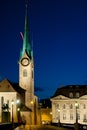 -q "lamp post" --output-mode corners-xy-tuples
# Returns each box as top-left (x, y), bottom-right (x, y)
(58, 109), (60, 127)
(74, 102), (79, 130)
(39, 103), (42, 125)
(11, 100), (14, 130)
(16, 100), (21, 124)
